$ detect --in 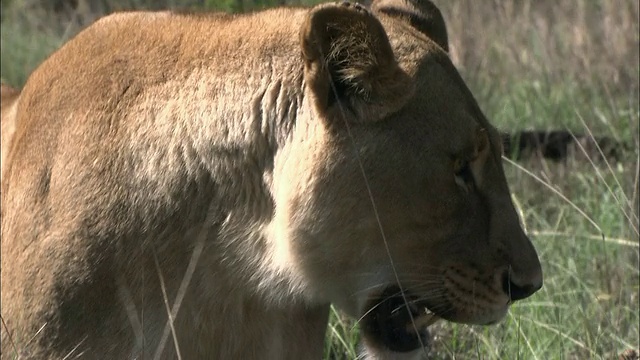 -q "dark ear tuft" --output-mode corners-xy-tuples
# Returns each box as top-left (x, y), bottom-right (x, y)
(372, 0), (449, 52)
(301, 1), (413, 123)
